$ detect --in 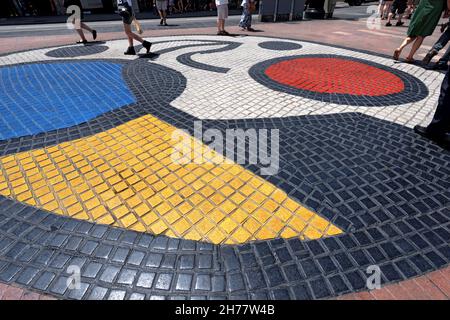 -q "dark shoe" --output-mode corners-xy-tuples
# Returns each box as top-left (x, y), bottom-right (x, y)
(163, 22), (168, 26)
(433, 61), (449, 70)
(423, 50), (438, 65)
(443, 135), (450, 150)
(414, 125), (448, 144)
(395, 21), (404, 26)
(124, 46), (136, 55)
(385, 22), (392, 27)
(76, 39), (88, 44)
(247, 27), (255, 32)
(142, 40), (152, 54)
(160, 19), (163, 25)
(393, 48), (401, 61)
(217, 30), (225, 35)
(414, 125), (431, 138)
(92, 30), (97, 40)
(222, 30), (230, 35)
